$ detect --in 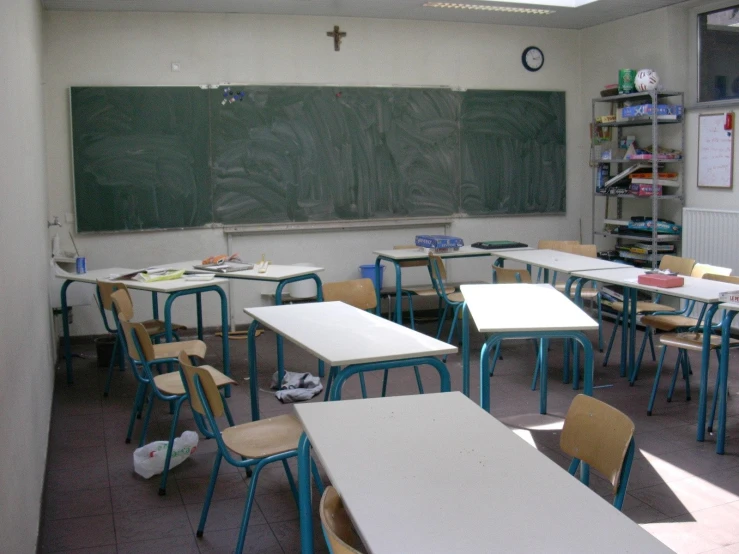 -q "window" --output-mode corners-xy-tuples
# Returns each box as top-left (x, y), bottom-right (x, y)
(698, 4), (739, 103)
